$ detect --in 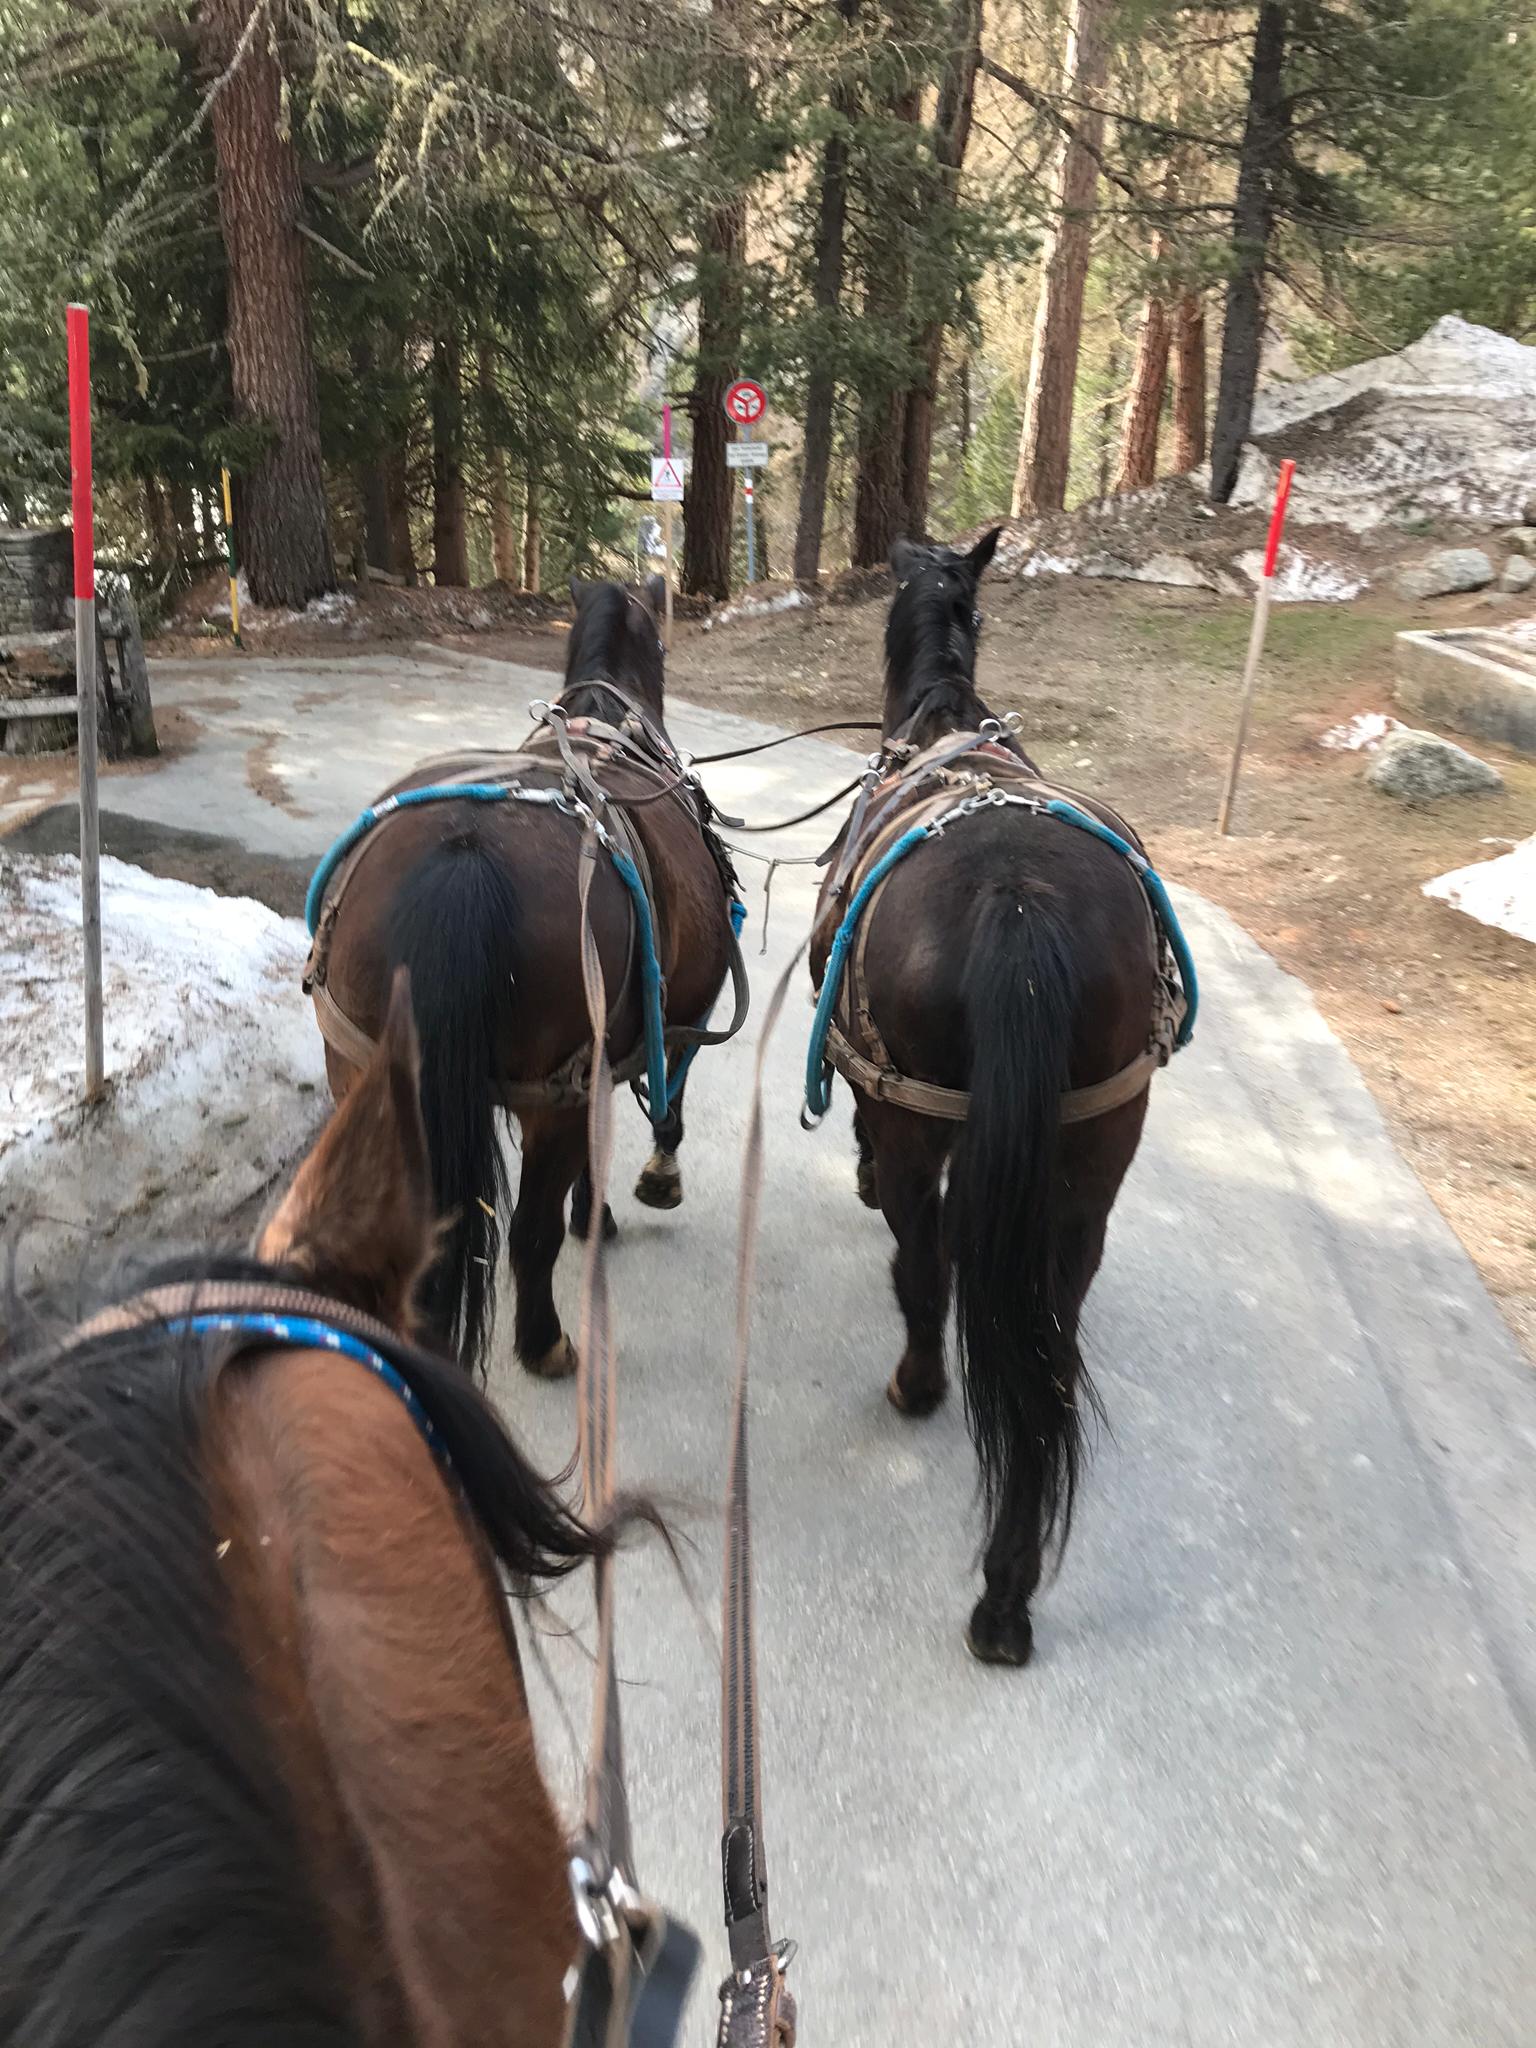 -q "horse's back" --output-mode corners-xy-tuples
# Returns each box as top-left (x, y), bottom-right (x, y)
(857, 804), (1159, 1096)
